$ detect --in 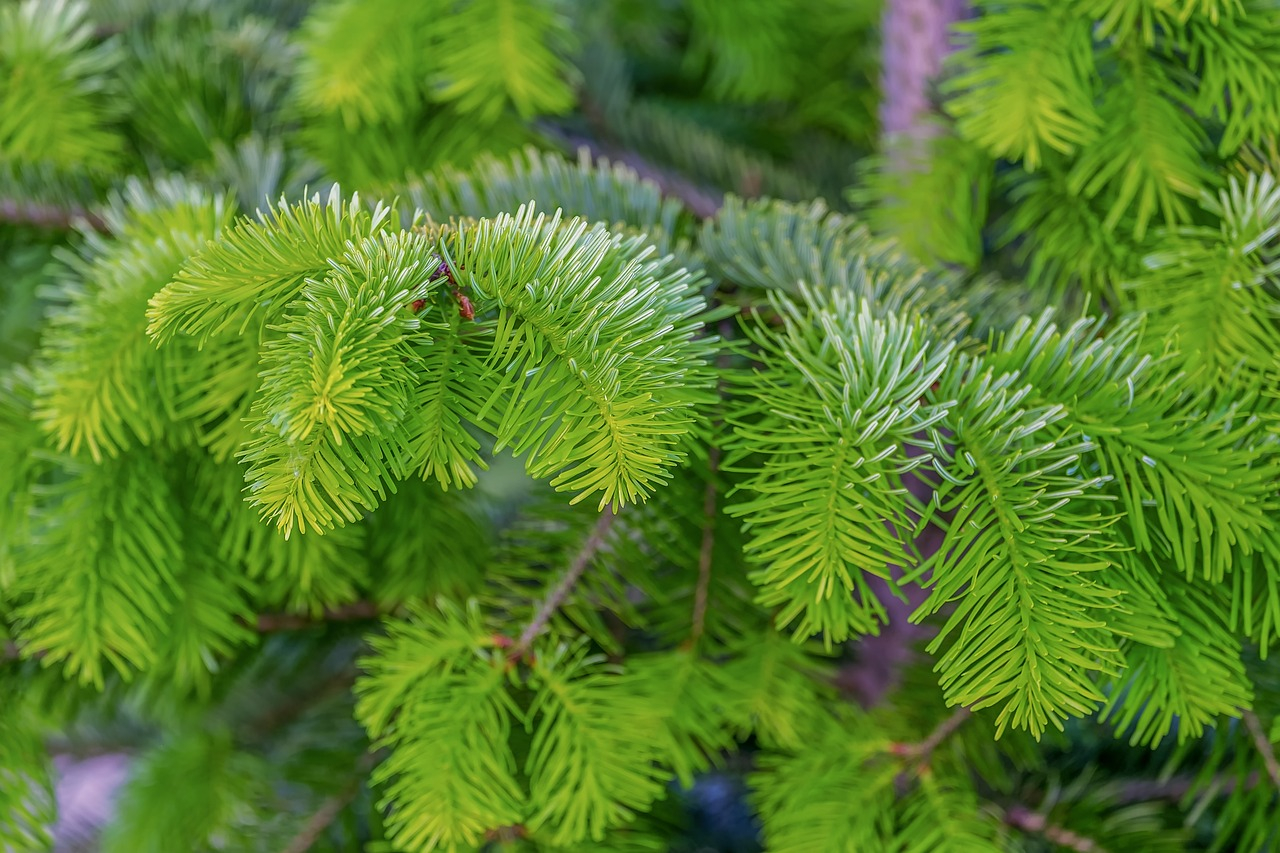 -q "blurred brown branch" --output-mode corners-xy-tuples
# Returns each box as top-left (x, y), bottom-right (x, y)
(0, 198), (106, 231)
